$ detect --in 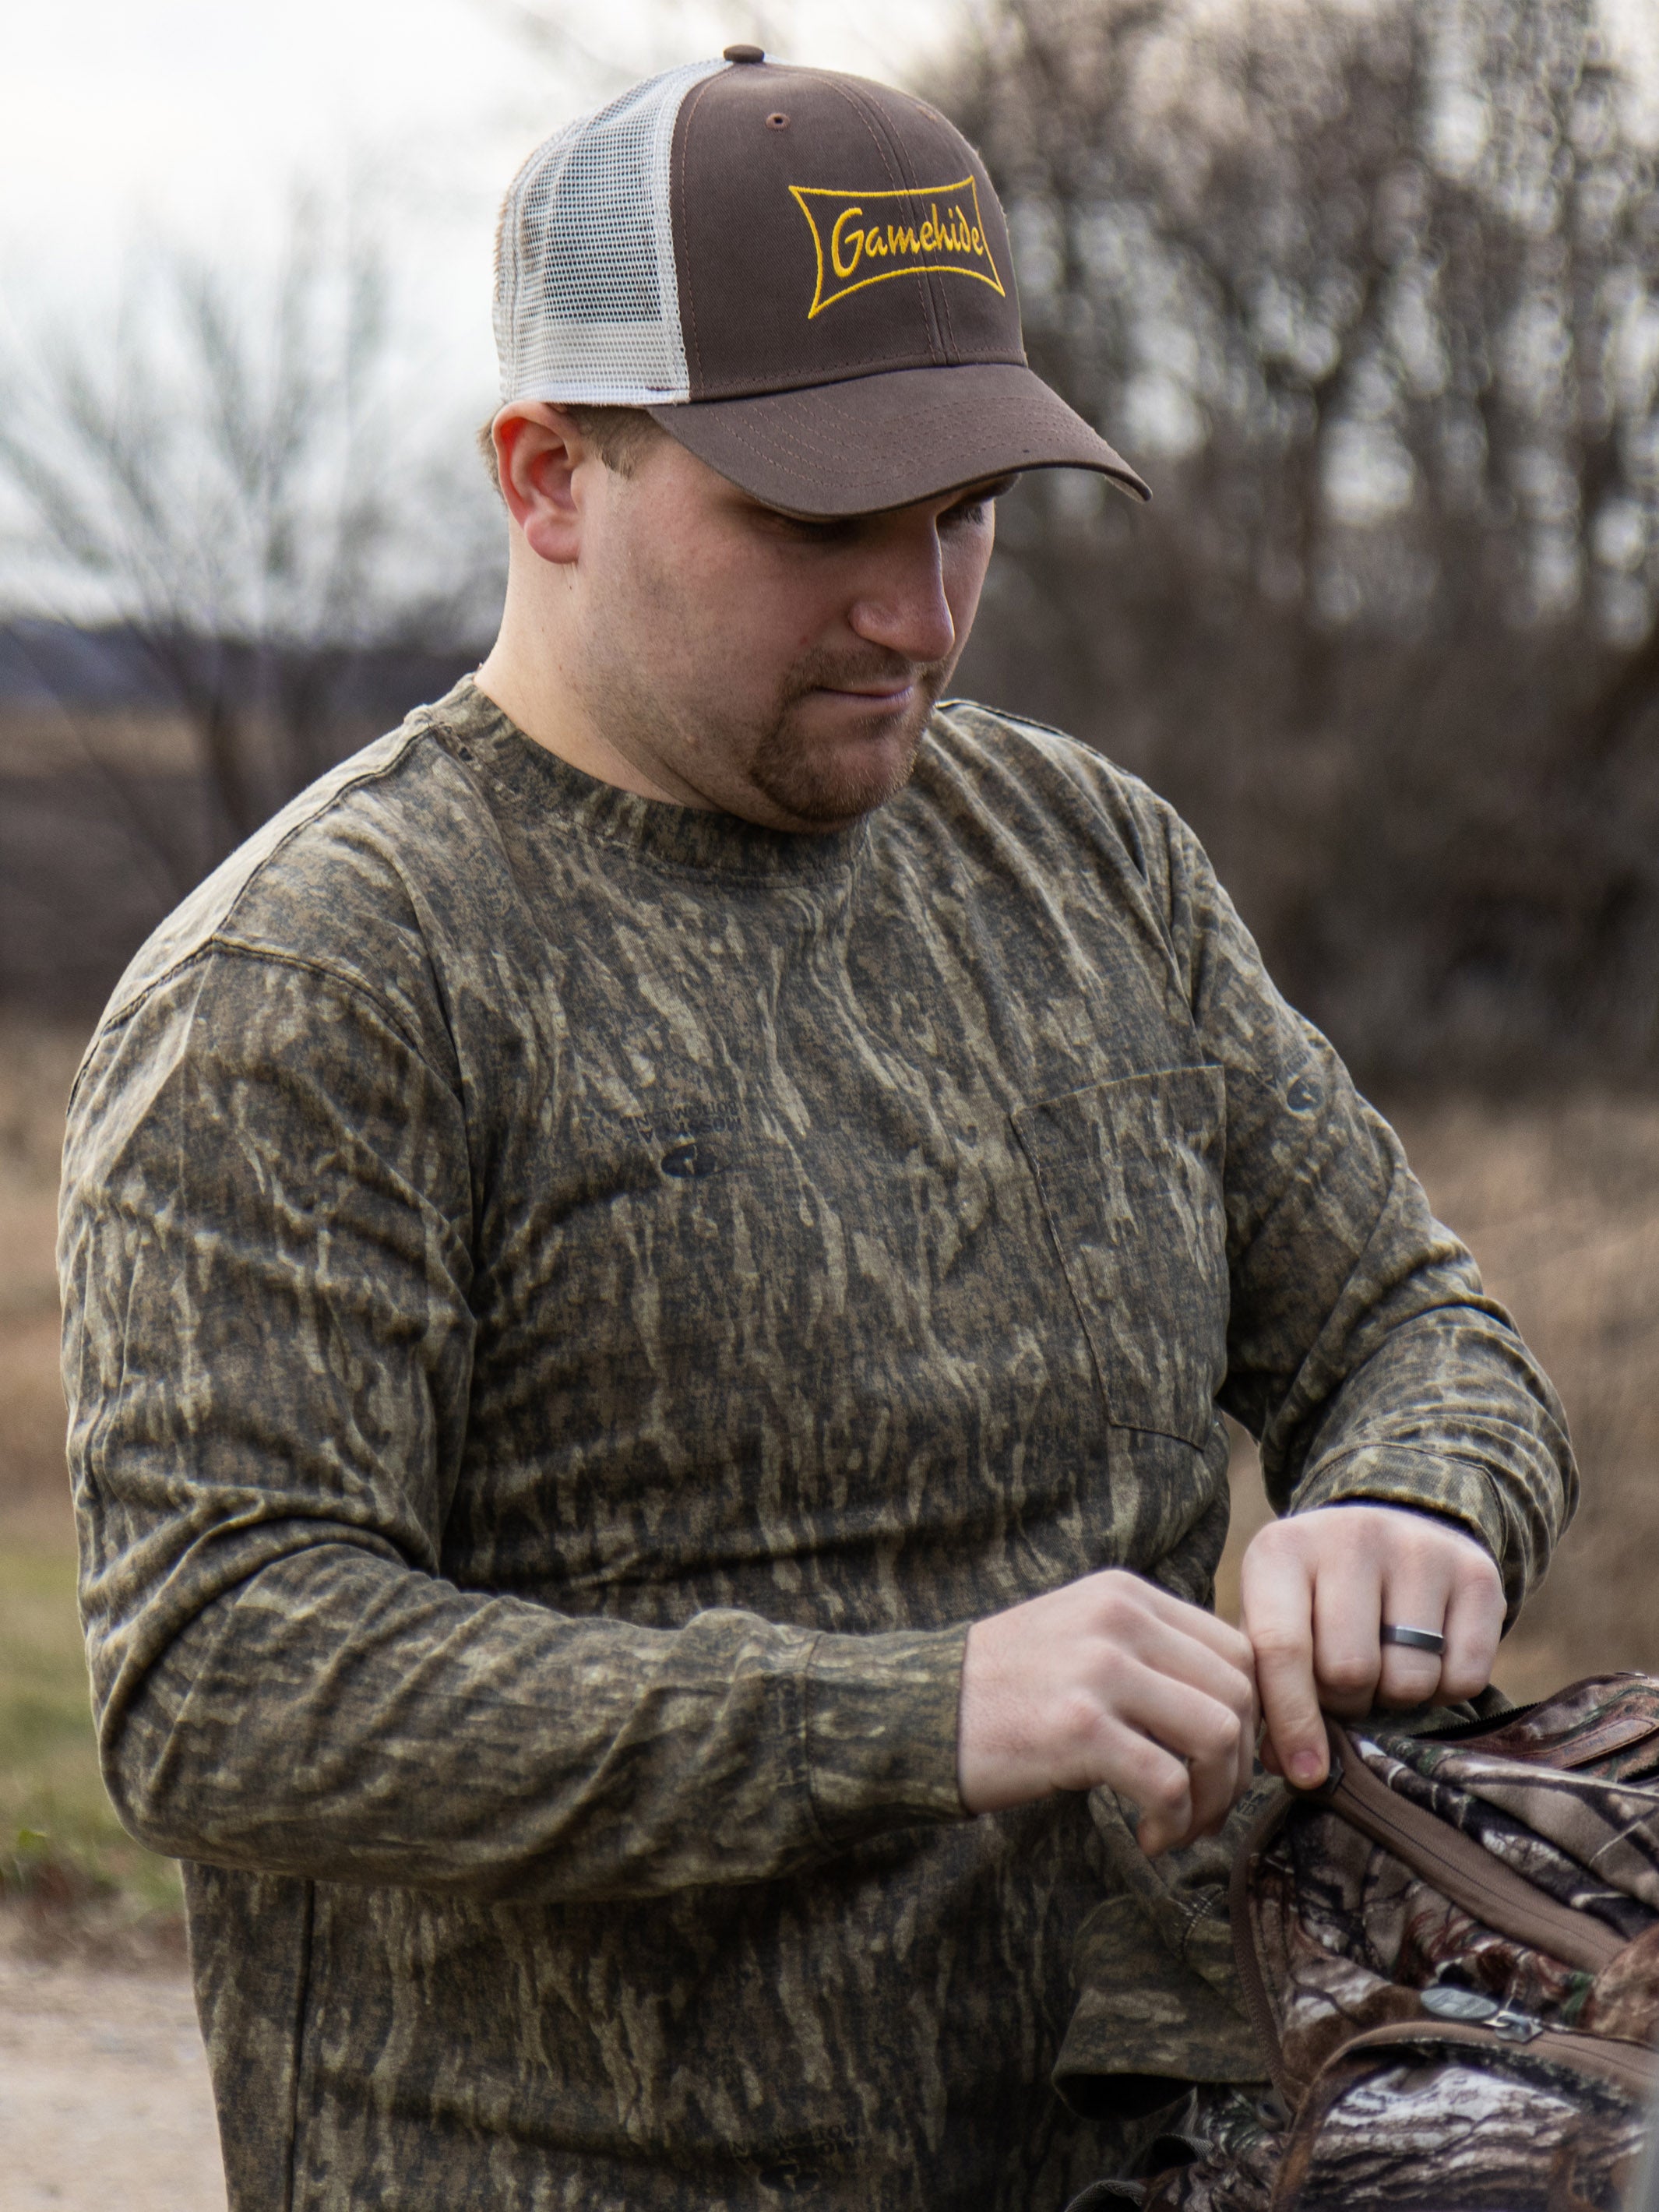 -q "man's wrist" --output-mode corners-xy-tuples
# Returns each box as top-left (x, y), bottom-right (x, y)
(1291, 1449), (1505, 1571)
(802, 1624), (972, 1843)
